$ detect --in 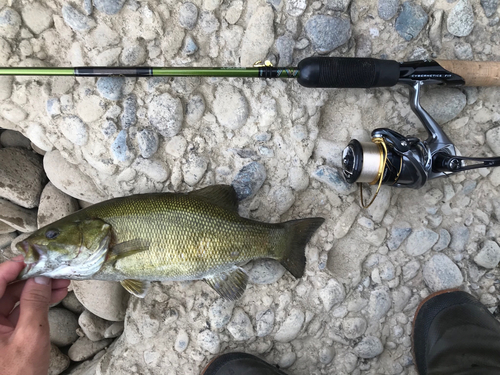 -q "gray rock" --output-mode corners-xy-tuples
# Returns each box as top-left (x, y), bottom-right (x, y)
(136, 128), (159, 158)
(395, 2), (429, 41)
(133, 157), (169, 182)
(286, 0), (306, 16)
(447, 0), (475, 37)
(49, 344), (70, 375)
(275, 308), (304, 342)
(101, 120), (117, 138)
(0, 221), (15, 235)
(197, 330), (220, 354)
(43, 151), (107, 203)
(49, 308), (80, 347)
(21, 3), (53, 35)
(61, 292), (86, 314)
(0, 148), (44, 209)
(232, 162), (267, 200)
(325, 0), (352, 11)
(423, 253), (464, 292)
(38, 182), (79, 228)
(182, 154), (207, 186)
(93, 0), (126, 15)
(0, 7), (21, 39)
(256, 309), (275, 337)
(368, 286), (392, 321)
(474, 241), (500, 269)
(305, 15), (351, 53)
(121, 44), (146, 66)
(68, 337), (113, 362)
(366, 187), (391, 223)
(46, 98), (61, 117)
(83, 0), (93, 15)
(97, 77), (126, 101)
(378, 0), (399, 20)
(72, 280), (129, 321)
(120, 94), (137, 129)
(62, 4), (96, 31)
(248, 259), (286, 284)
(276, 34), (294, 66)
(334, 203), (361, 239)
(0, 130), (31, 149)
(185, 94), (205, 125)
(403, 259), (421, 281)
(227, 307), (254, 341)
(183, 35), (198, 55)
(111, 130), (134, 163)
(343, 317), (367, 339)
(486, 126), (500, 155)
(240, 6), (274, 66)
(319, 278), (346, 311)
(179, 2), (199, 30)
(455, 42), (473, 60)
(421, 88), (466, 124)
(209, 299), (235, 329)
(104, 321), (124, 338)
(319, 346), (335, 365)
(60, 116), (88, 146)
(148, 93), (183, 137)
(174, 329), (189, 352)
(79, 310), (114, 342)
(0, 76), (13, 101)
(354, 336), (384, 358)
(213, 84), (248, 130)
(0, 199), (37, 233)
(406, 228), (439, 256)
(449, 225), (469, 252)
(312, 166), (357, 195)
(481, 0), (498, 17)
